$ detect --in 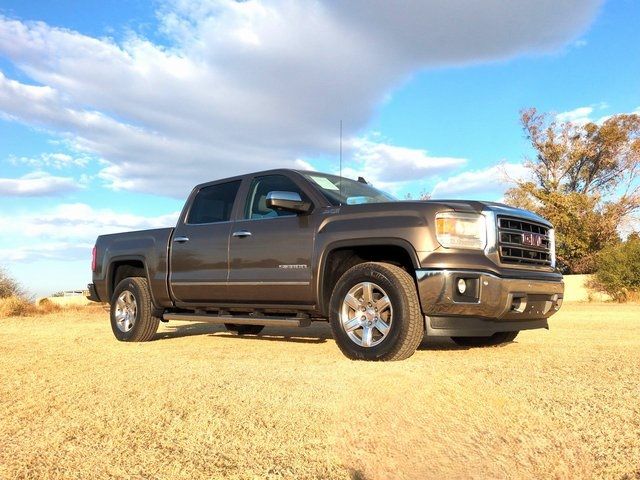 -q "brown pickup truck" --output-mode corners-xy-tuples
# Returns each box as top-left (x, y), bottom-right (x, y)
(88, 168), (564, 360)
